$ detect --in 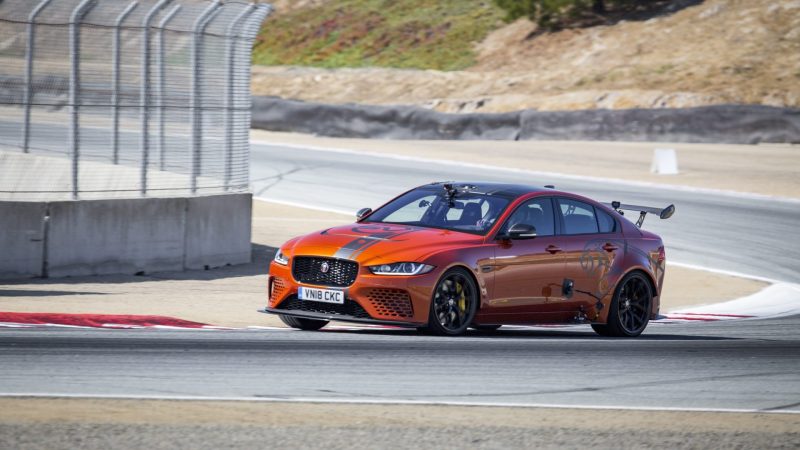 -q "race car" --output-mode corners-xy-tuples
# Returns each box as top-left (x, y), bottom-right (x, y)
(261, 182), (674, 337)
